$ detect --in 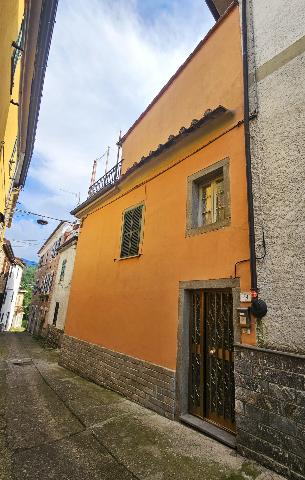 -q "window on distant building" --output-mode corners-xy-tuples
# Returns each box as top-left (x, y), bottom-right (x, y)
(52, 302), (59, 326)
(47, 272), (53, 293)
(5, 311), (10, 328)
(51, 238), (62, 258)
(120, 204), (144, 258)
(59, 259), (67, 282)
(186, 158), (230, 236)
